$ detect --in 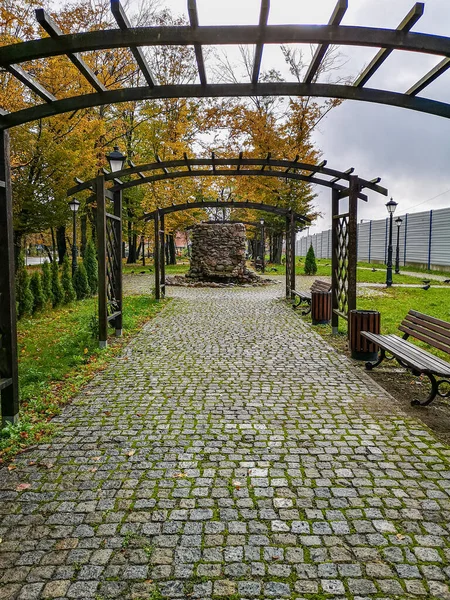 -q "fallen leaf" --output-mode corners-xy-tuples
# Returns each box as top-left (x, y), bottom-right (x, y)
(104, 411), (111, 416)
(396, 533), (405, 540)
(7, 465), (16, 471)
(39, 462), (54, 469)
(173, 472), (187, 478)
(90, 467), (98, 473)
(136, 413), (144, 417)
(126, 450), (136, 457)
(92, 456), (101, 461)
(28, 461), (37, 466)
(16, 483), (31, 491)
